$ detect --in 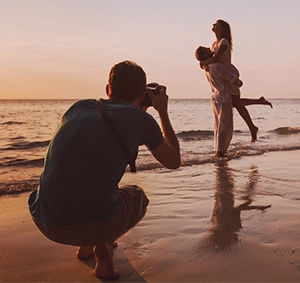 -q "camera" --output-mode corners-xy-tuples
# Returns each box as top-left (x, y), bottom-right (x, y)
(139, 82), (160, 107)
